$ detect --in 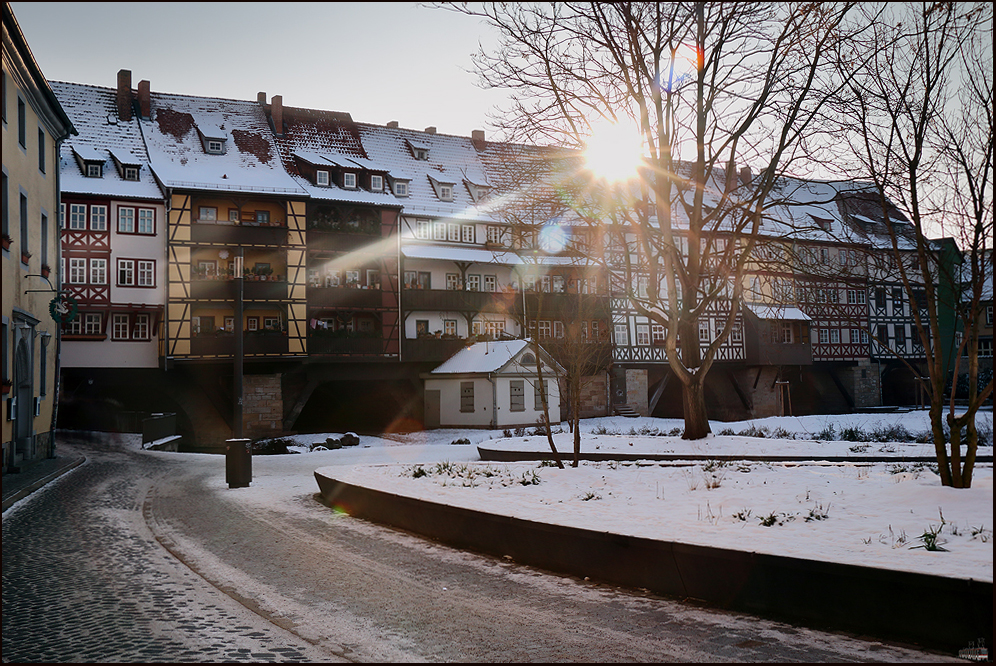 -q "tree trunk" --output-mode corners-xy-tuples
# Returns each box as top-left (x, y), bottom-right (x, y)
(681, 379), (711, 440)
